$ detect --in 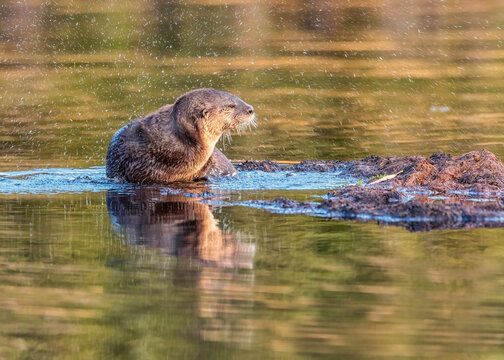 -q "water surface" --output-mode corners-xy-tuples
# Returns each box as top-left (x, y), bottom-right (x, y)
(2, 0), (504, 359)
